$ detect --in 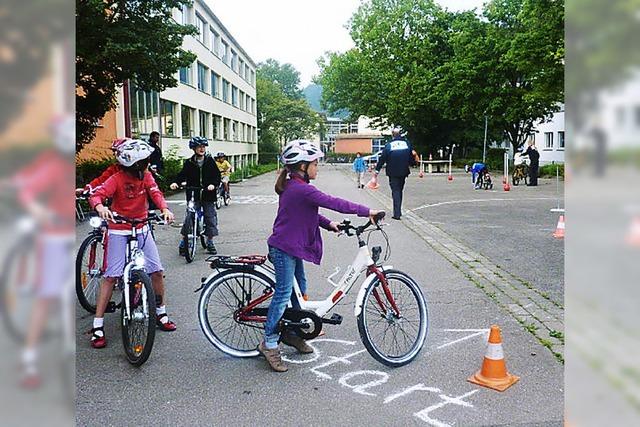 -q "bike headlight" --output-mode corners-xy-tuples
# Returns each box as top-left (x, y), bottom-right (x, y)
(89, 217), (103, 228)
(134, 254), (146, 268)
(188, 200), (195, 209)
